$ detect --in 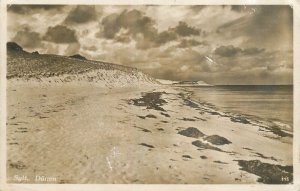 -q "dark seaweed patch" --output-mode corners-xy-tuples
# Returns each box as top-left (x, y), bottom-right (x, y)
(230, 116), (250, 124)
(204, 135), (232, 145)
(209, 111), (221, 115)
(178, 127), (205, 138)
(138, 114), (157, 119)
(129, 92), (167, 111)
(265, 126), (292, 138)
(192, 140), (223, 152)
(253, 152), (278, 162)
(183, 99), (199, 109)
(236, 160), (293, 184)
(180, 117), (196, 121)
